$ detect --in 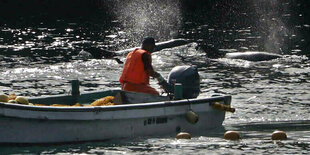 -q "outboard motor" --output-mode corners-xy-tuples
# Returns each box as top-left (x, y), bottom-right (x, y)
(167, 65), (200, 99)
